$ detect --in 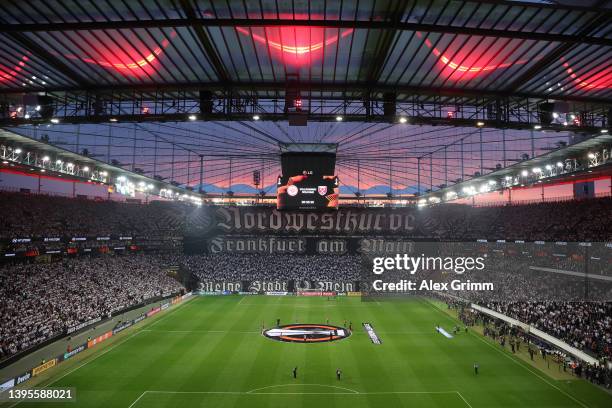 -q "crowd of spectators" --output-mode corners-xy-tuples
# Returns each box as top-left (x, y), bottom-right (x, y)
(176, 253), (361, 283)
(0, 192), (186, 240)
(447, 300), (612, 389)
(436, 255), (612, 370)
(419, 196), (612, 241)
(0, 192), (610, 242)
(0, 191), (610, 391)
(485, 302), (612, 361)
(0, 255), (184, 360)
